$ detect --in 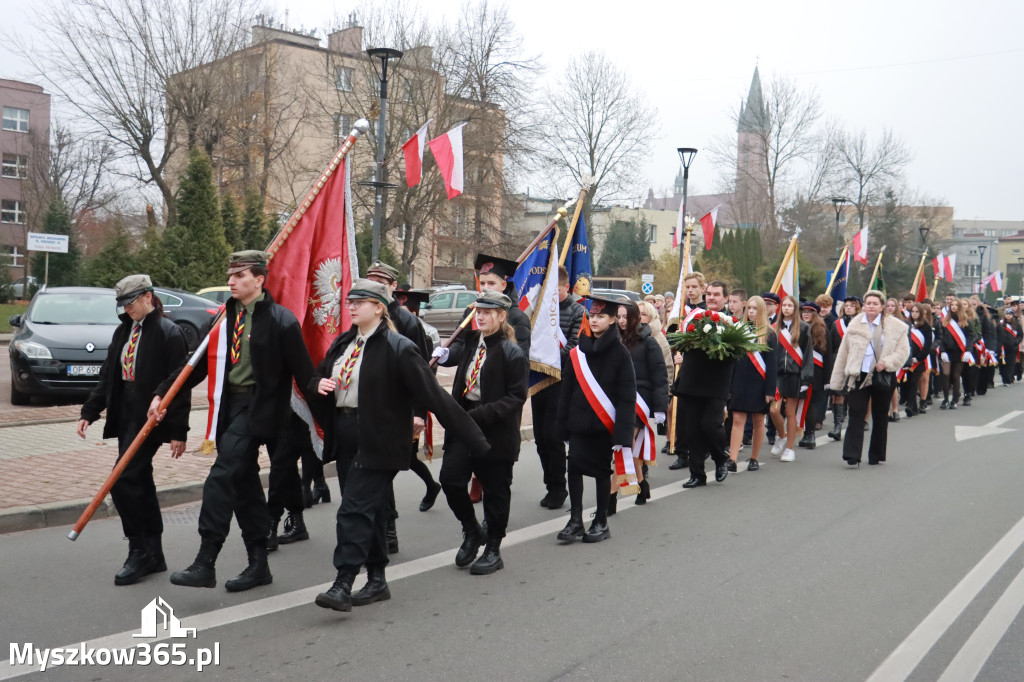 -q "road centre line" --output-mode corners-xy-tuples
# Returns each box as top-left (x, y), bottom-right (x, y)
(866, 512), (1024, 682)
